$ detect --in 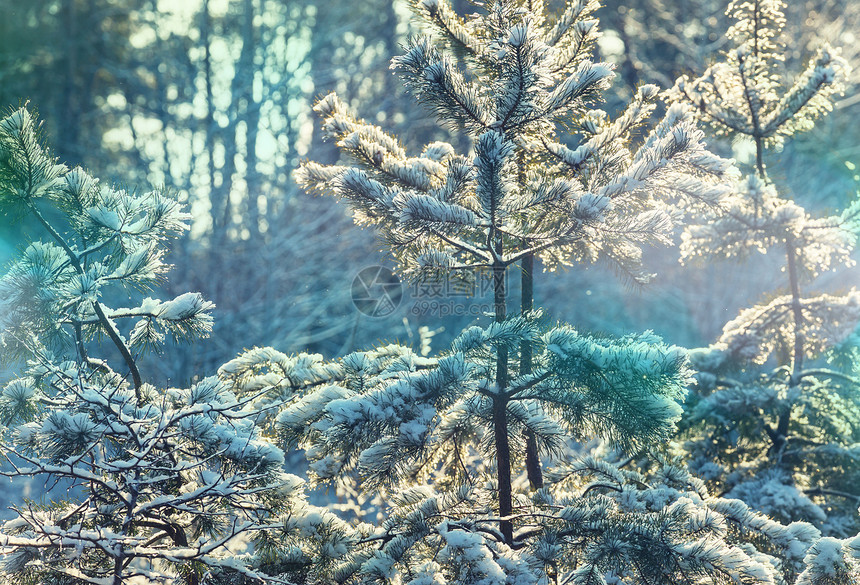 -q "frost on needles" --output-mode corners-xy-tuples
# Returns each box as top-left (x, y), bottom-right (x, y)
(223, 0), (860, 583)
(0, 108), (343, 585)
(670, 0), (860, 552)
(2, 0), (860, 583)
(296, 2), (737, 284)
